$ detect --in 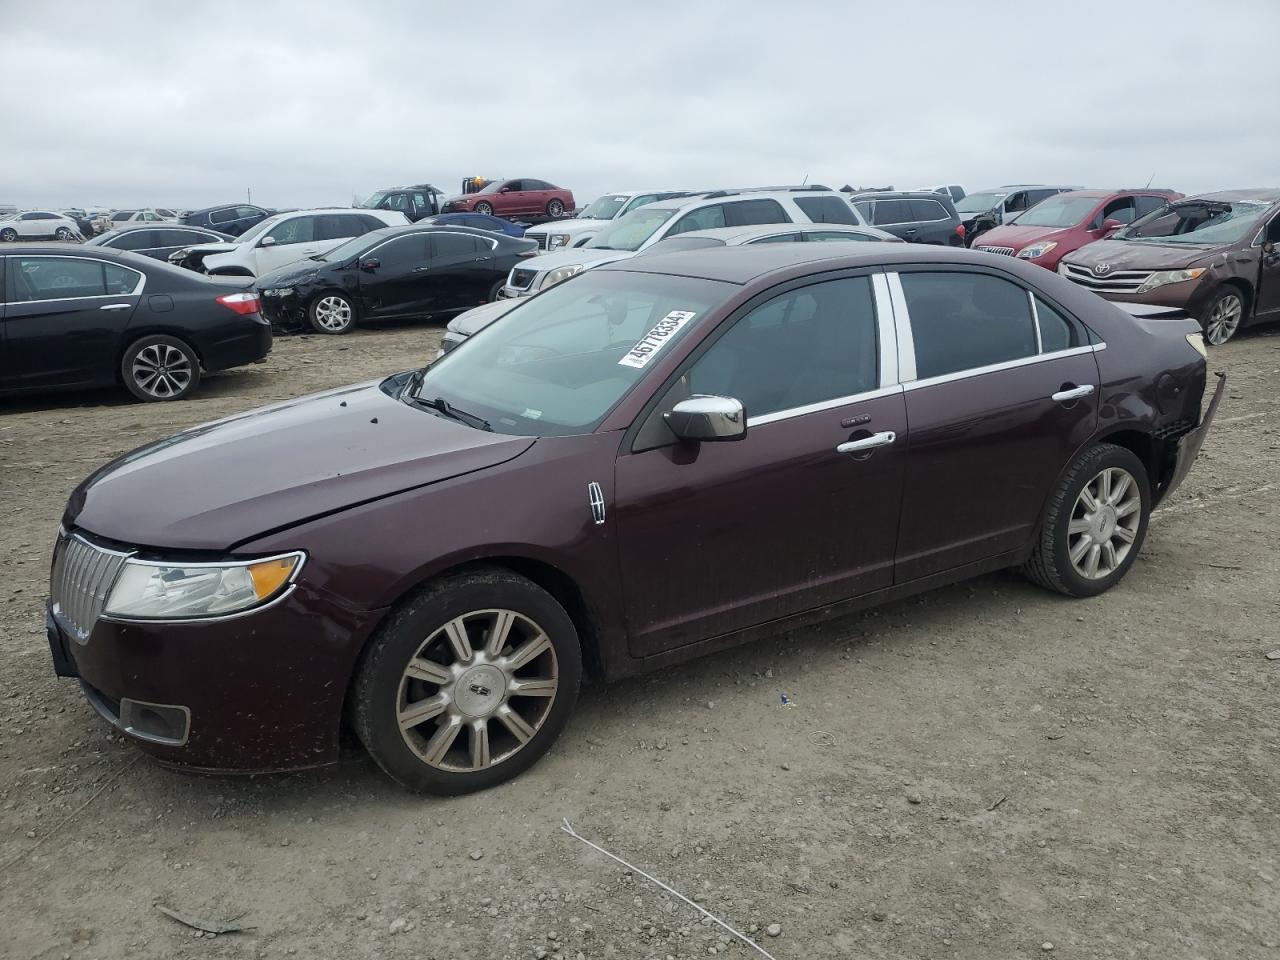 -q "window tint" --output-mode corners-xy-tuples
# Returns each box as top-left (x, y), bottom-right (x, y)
(726, 198), (789, 227)
(431, 233), (487, 258)
(13, 257), (107, 300)
(1266, 216), (1280, 245)
(412, 192), (429, 210)
(315, 214), (366, 241)
(526, 180), (552, 191)
(1100, 197), (1137, 226)
(265, 216), (315, 245)
(805, 230), (876, 242)
(1028, 189), (1060, 205)
(668, 204), (727, 236)
(208, 207), (235, 224)
(374, 233), (429, 270)
(1005, 193), (1029, 212)
(908, 199), (951, 222)
(502, 180), (524, 192)
(359, 214), (390, 232)
(871, 199), (915, 225)
(621, 193), (660, 214)
(746, 232), (800, 243)
(104, 263), (141, 294)
(1134, 195), (1169, 219)
(686, 277), (879, 418)
(155, 229), (207, 246)
(1034, 296), (1080, 353)
(793, 195), (859, 225)
(235, 206), (261, 219)
(900, 272), (1037, 379)
(381, 193), (410, 211)
(111, 230), (157, 251)
(853, 201), (873, 220)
